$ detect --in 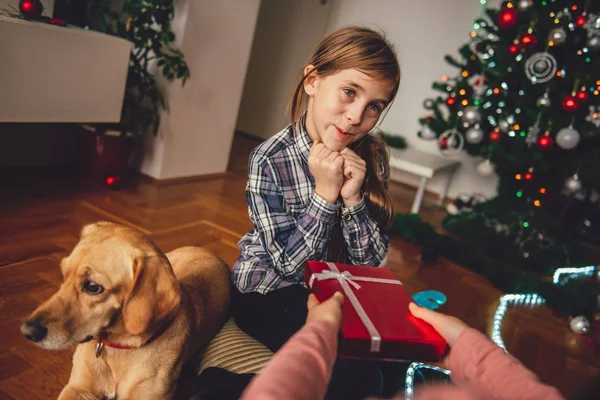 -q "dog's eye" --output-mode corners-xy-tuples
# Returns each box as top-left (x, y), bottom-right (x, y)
(83, 280), (104, 295)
